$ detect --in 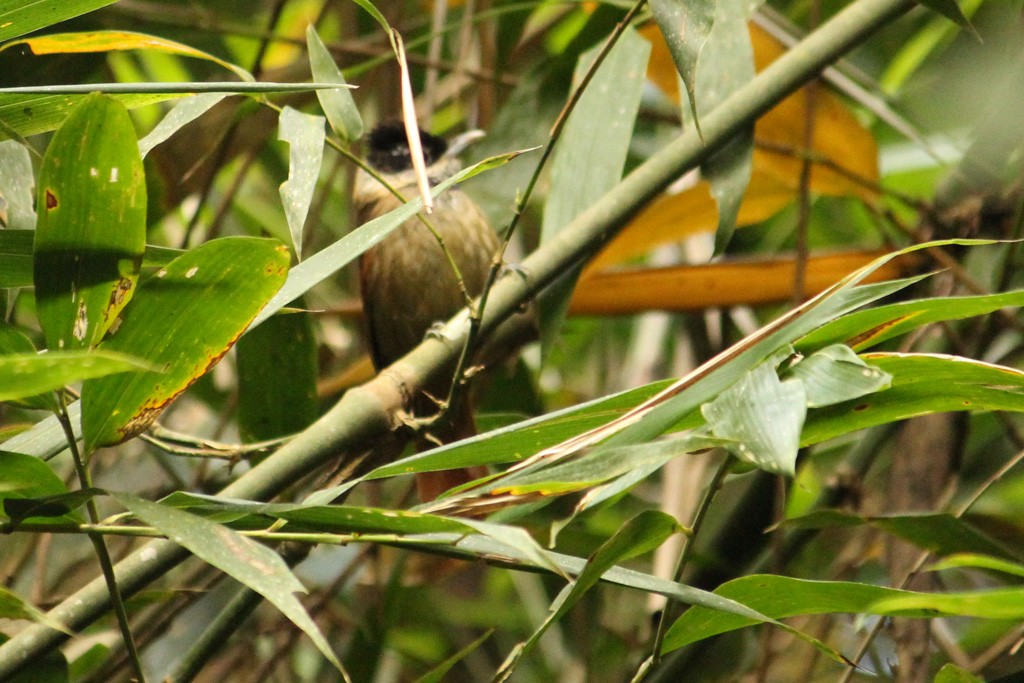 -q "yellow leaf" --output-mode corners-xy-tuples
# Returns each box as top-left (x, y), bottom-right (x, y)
(5, 31), (253, 82)
(572, 250), (916, 315)
(617, 22), (880, 271)
(587, 170), (794, 271)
